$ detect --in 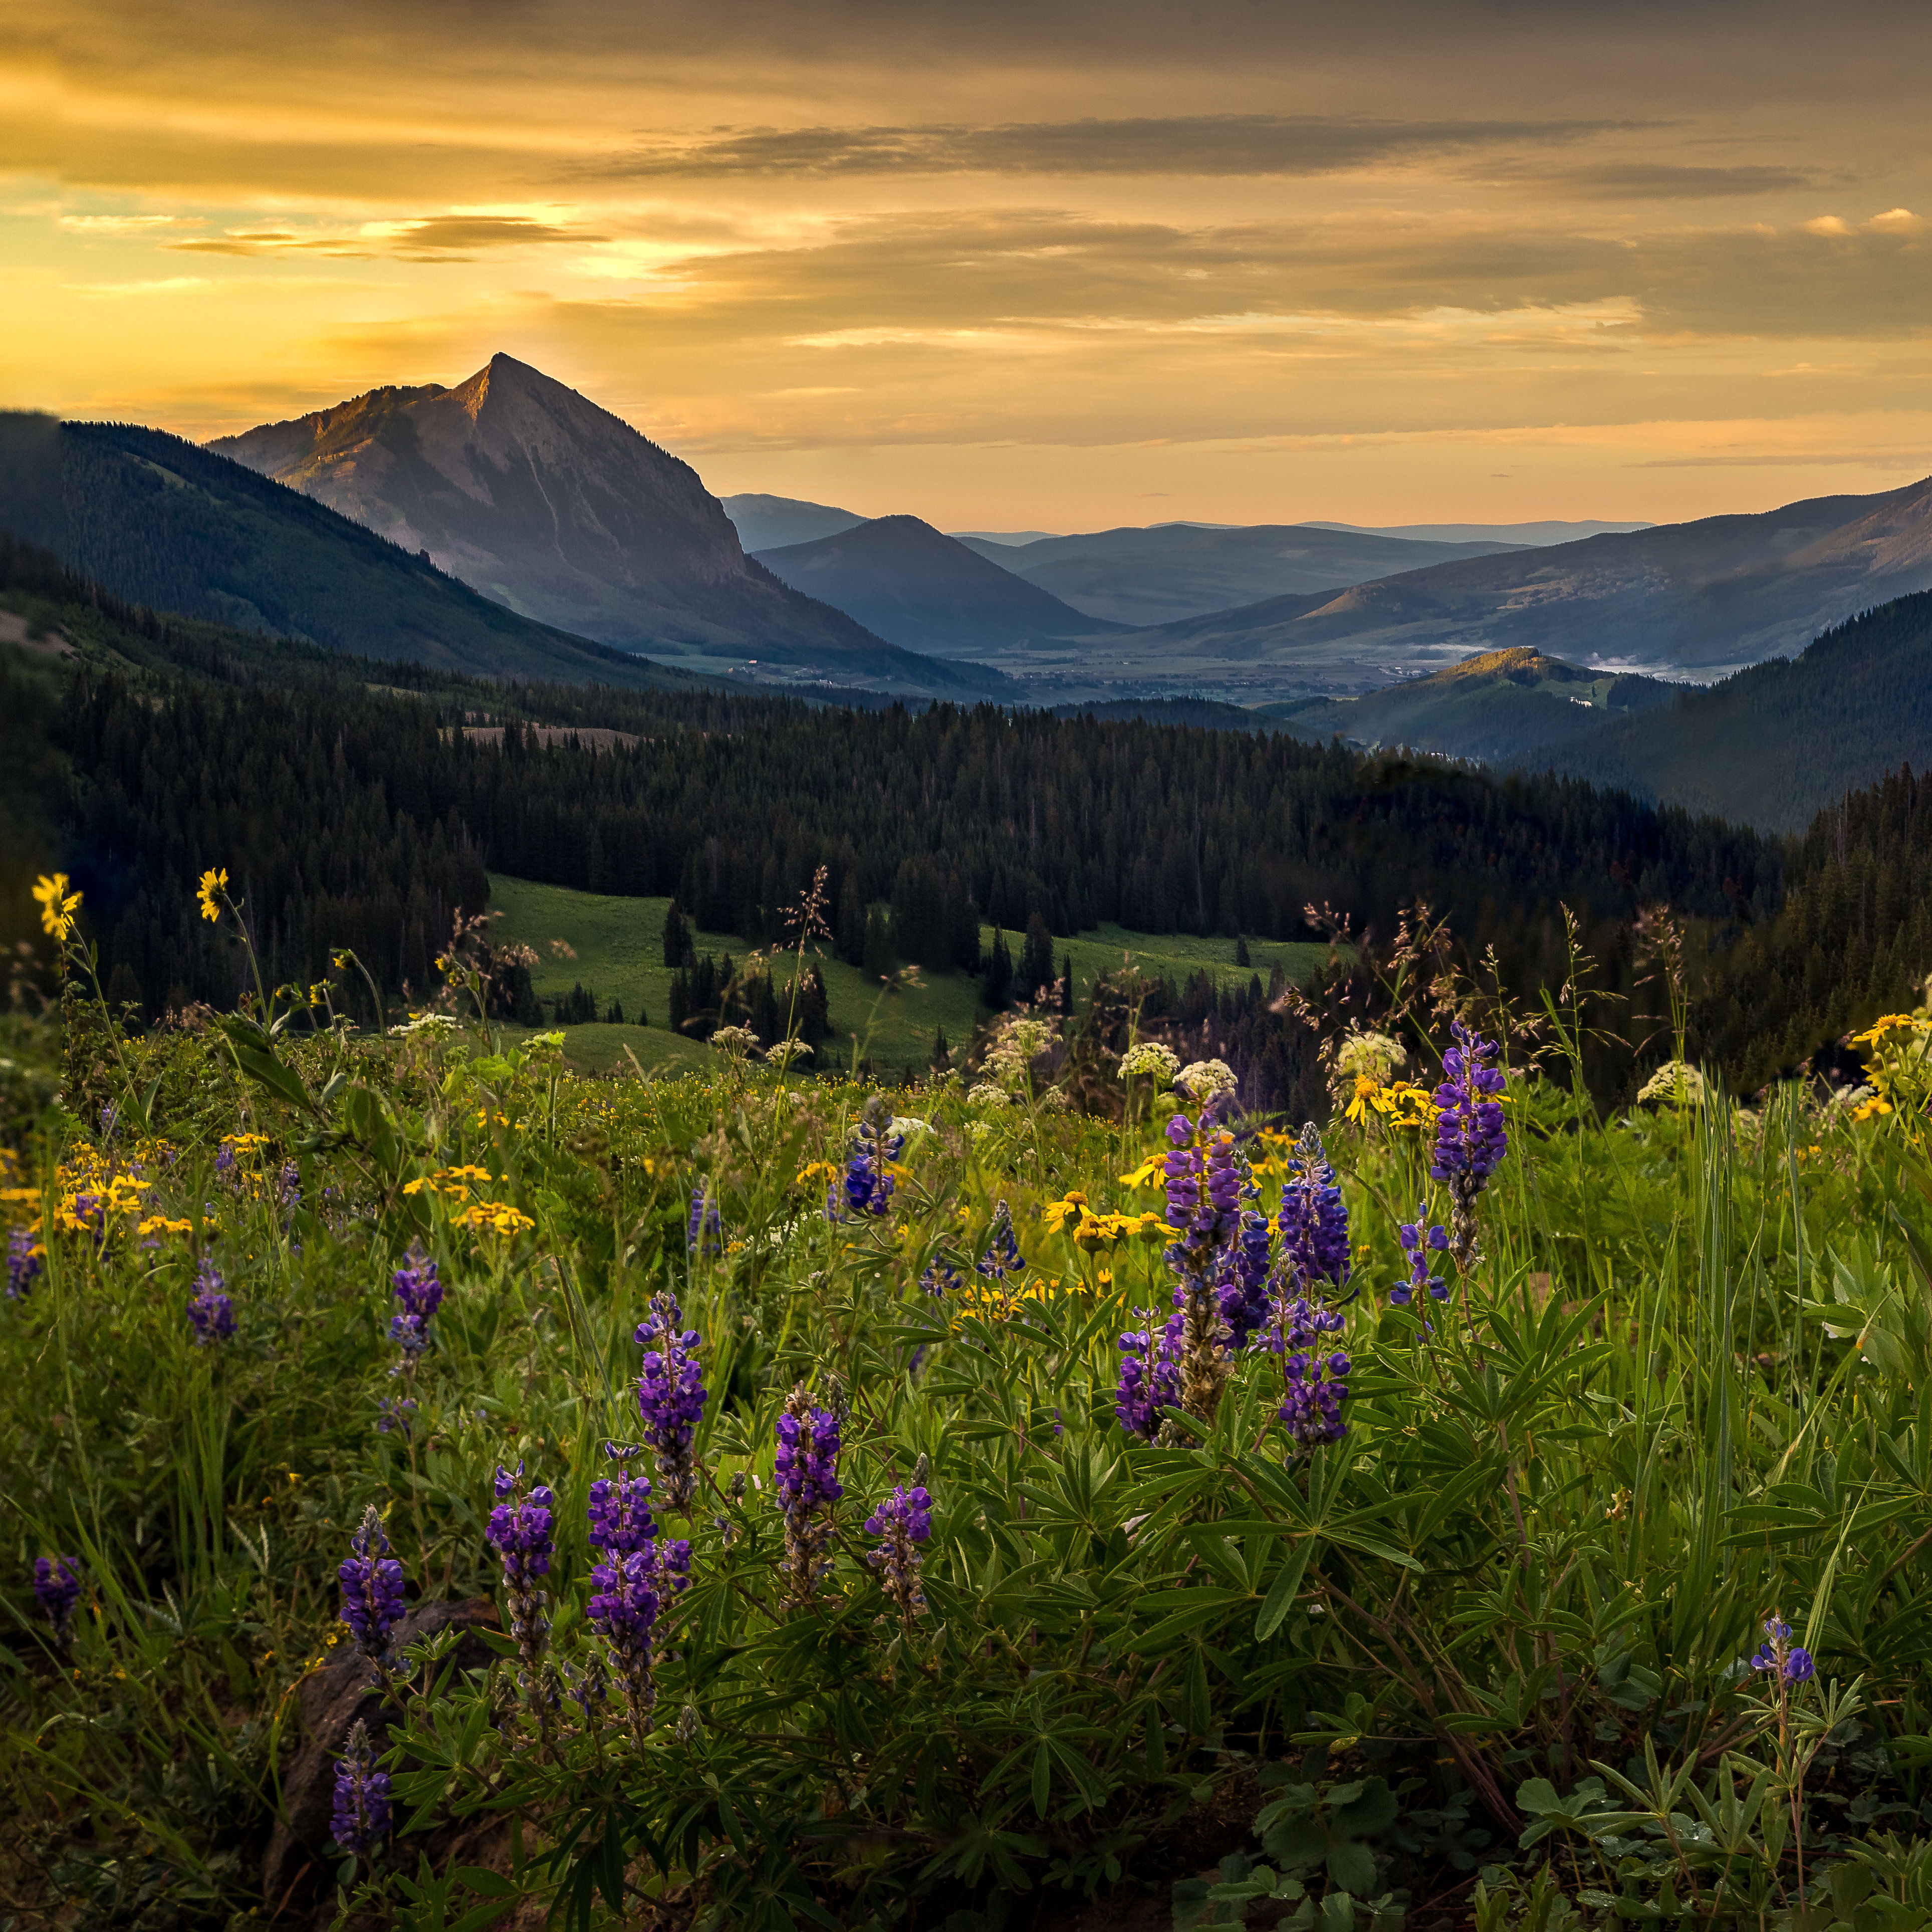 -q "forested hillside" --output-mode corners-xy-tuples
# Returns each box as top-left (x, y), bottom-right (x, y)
(1545, 590), (1932, 830)
(10, 538), (1932, 1102)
